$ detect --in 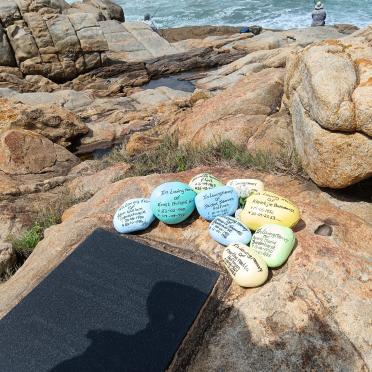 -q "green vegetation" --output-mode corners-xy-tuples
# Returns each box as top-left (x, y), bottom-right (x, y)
(101, 134), (305, 178)
(10, 219), (54, 258)
(7, 191), (93, 266)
